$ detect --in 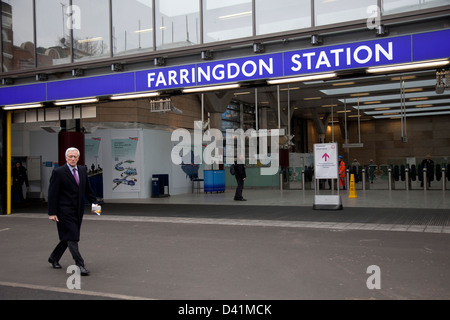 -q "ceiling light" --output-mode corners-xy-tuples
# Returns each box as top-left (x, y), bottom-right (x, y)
(182, 84), (240, 94)
(374, 110), (450, 119)
(366, 105), (450, 115)
(304, 97), (321, 101)
(363, 101), (381, 105)
(54, 98), (98, 106)
(367, 60), (449, 74)
(110, 92), (160, 100)
(2, 103), (43, 110)
(78, 37), (103, 43)
(134, 28), (153, 33)
(391, 76), (416, 81)
(404, 88), (423, 93)
(332, 82), (355, 87)
(219, 11), (252, 20)
(267, 72), (337, 85)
